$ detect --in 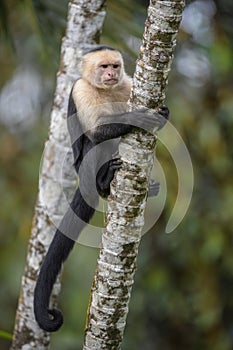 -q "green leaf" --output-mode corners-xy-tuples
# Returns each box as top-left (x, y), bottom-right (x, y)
(0, 330), (13, 340)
